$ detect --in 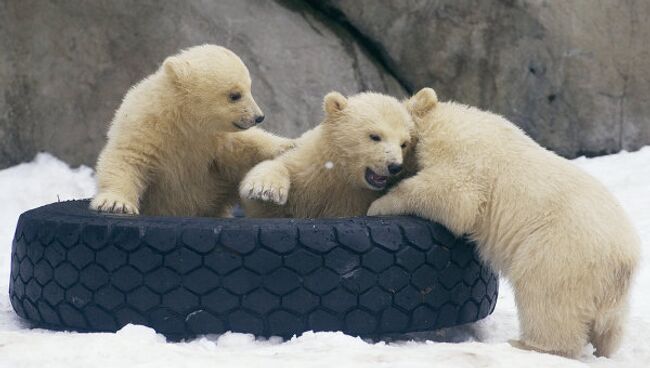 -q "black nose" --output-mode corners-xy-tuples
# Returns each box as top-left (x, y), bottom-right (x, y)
(255, 115), (265, 124)
(388, 163), (403, 175)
